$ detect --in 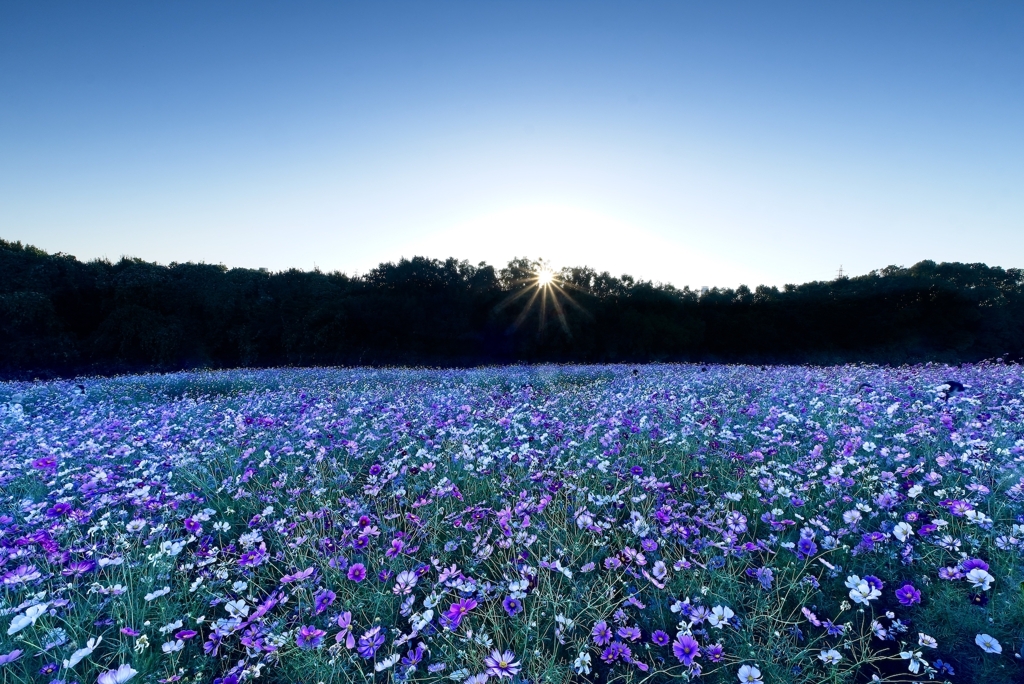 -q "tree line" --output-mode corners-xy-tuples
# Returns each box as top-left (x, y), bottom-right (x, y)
(2, 238), (1022, 378)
